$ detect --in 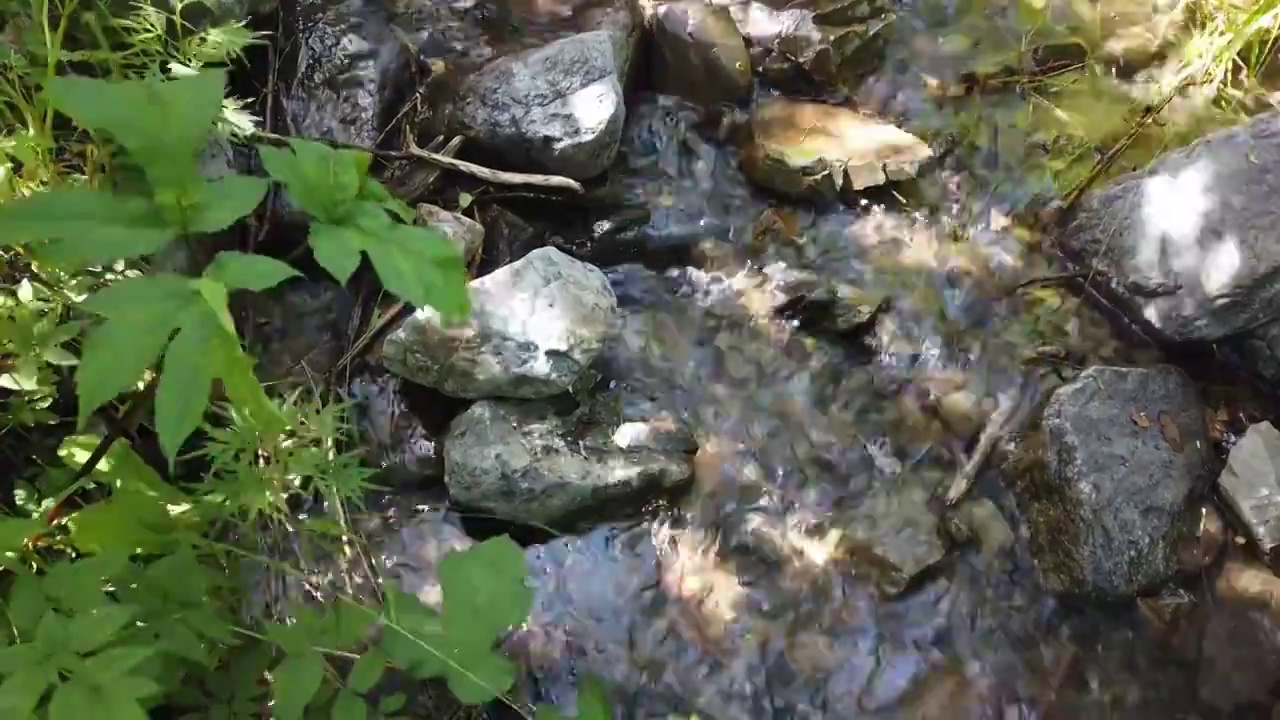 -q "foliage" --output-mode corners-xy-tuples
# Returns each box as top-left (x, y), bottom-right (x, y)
(0, 2), (603, 719)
